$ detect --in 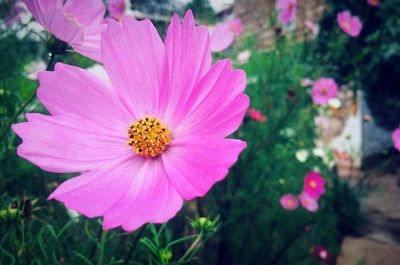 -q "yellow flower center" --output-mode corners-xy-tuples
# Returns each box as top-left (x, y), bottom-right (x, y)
(287, 200), (293, 207)
(310, 180), (317, 188)
(63, 12), (81, 28)
(127, 116), (171, 158)
(321, 87), (328, 95)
